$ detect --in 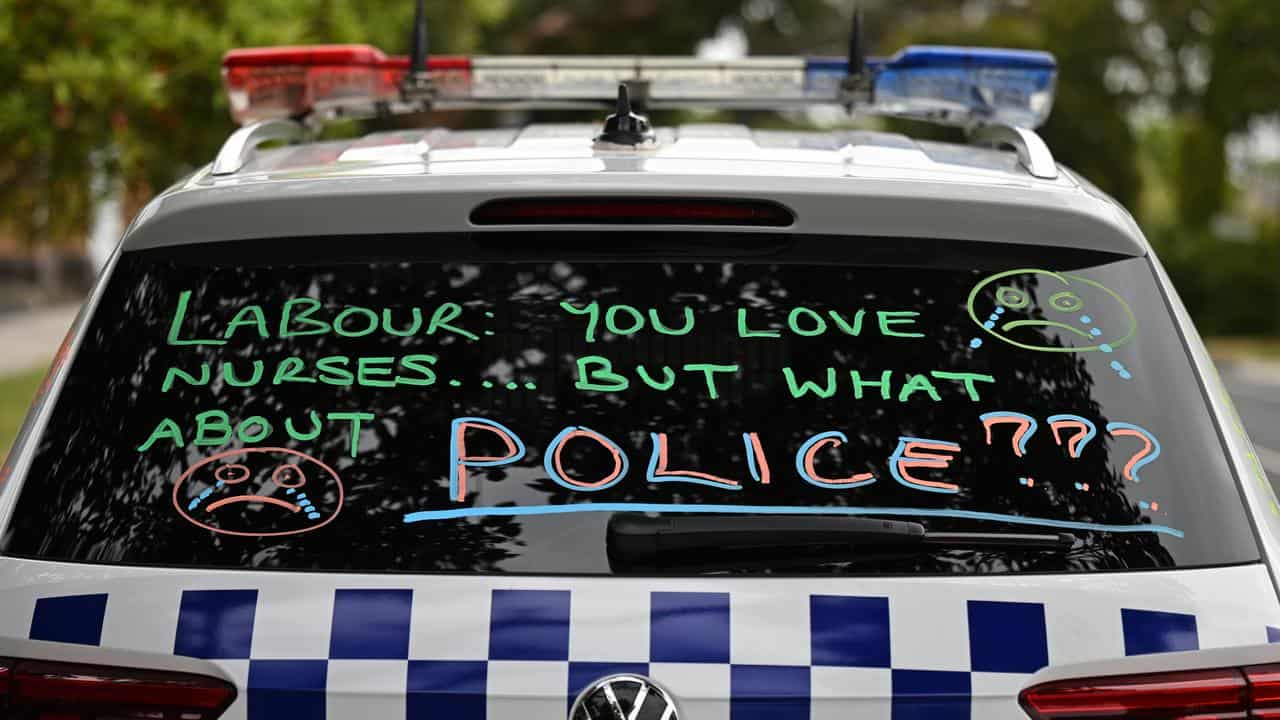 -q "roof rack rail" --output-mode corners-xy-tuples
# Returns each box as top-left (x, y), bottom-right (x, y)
(211, 119), (308, 176)
(968, 124), (1058, 180)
